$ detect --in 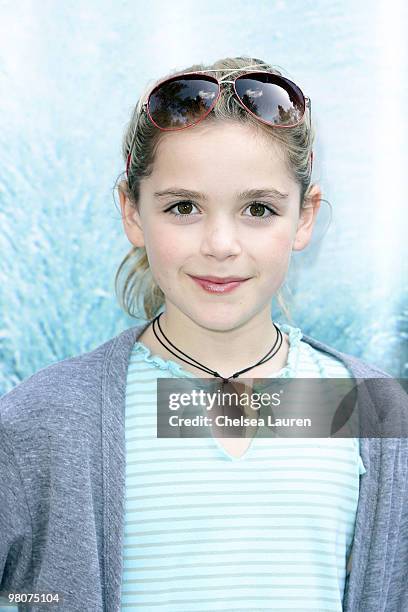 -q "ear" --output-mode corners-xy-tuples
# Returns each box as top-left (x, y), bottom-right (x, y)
(118, 183), (145, 248)
(292, 184), (322, 251)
